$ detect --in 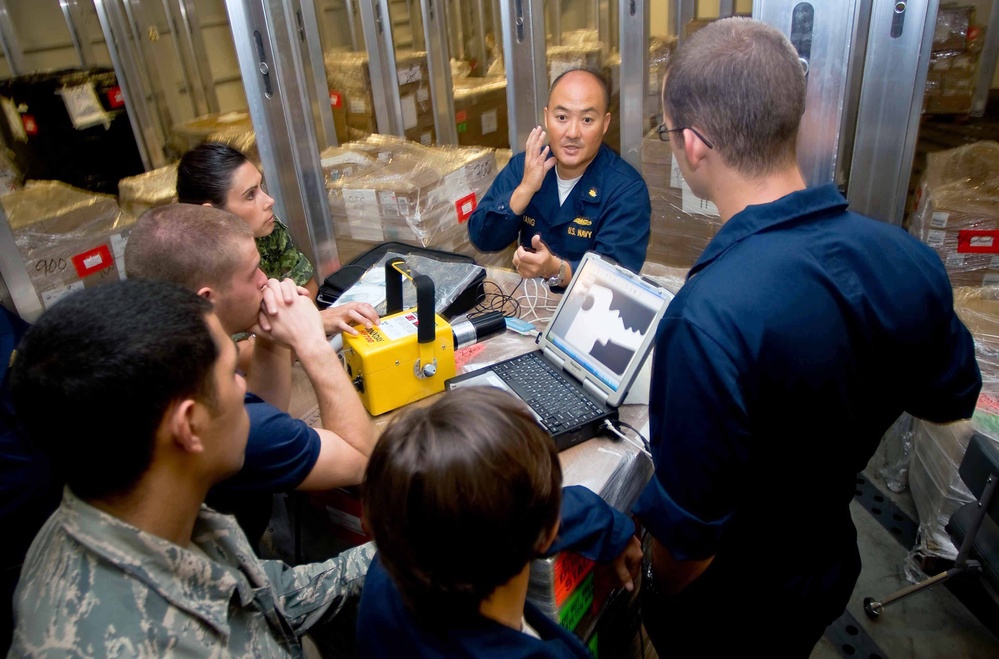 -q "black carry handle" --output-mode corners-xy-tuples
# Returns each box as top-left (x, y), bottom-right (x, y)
(385, 257), (406, 314)
(385, 258), (436, 344)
